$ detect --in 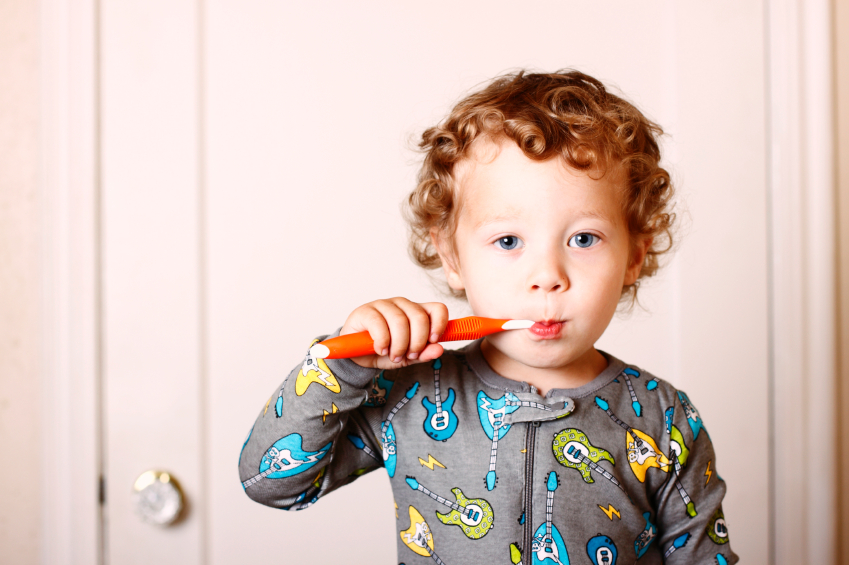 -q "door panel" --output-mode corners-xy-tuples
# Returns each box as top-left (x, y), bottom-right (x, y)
(101, 0), (203, 563)
(103, 1), (769, 563)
